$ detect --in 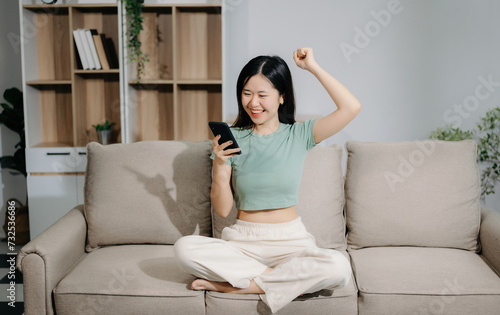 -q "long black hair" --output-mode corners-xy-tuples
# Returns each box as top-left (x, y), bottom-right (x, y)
(233, 55), (296, 129)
